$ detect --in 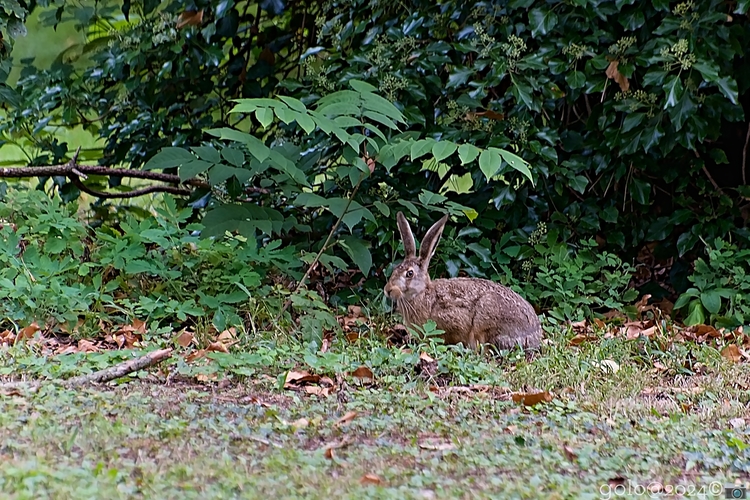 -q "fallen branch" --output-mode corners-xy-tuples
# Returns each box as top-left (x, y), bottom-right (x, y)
(0, 348), (173, 390)
(0, 149), (209, 199)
